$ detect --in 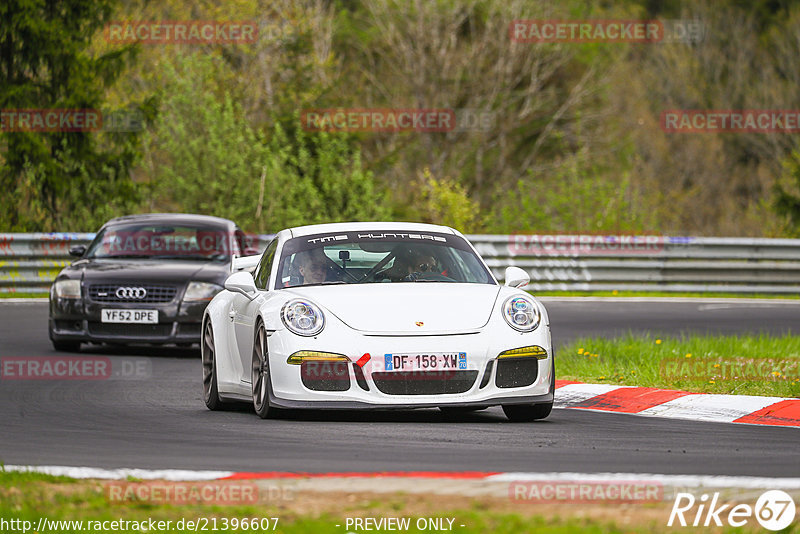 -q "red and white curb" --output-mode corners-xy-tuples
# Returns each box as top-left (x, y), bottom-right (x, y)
(5, 465), (800, 490)
(555, 381), (800, 427)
